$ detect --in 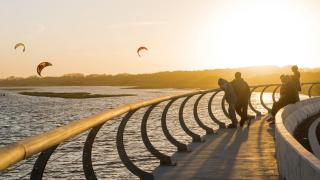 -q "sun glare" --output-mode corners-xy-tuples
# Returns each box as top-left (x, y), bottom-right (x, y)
(200, 1), (320, 69)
